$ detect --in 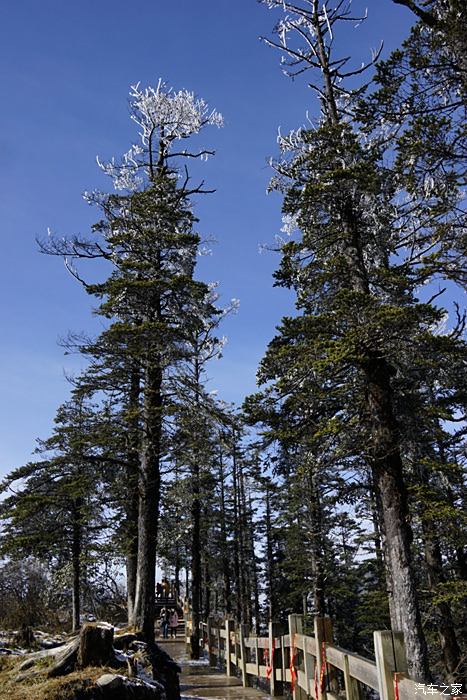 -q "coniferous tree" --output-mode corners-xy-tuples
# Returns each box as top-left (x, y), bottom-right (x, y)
(0, 396), (108, 630)
(41, 81), (223, 642)
(252, 0), (465, 680)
